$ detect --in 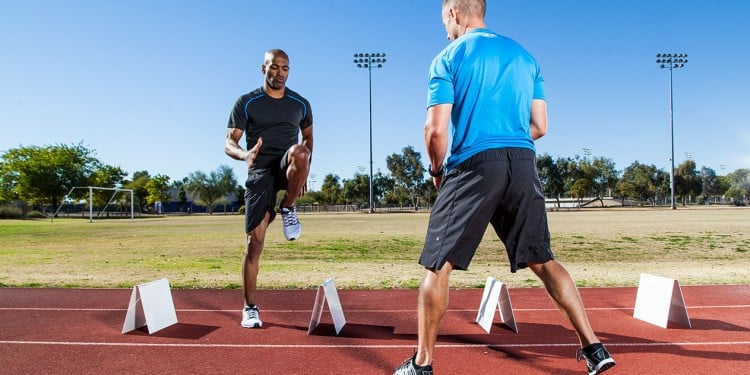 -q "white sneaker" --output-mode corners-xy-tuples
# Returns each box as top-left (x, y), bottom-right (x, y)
(280, 206), (301, 241)
(241, 305), (262, 328)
